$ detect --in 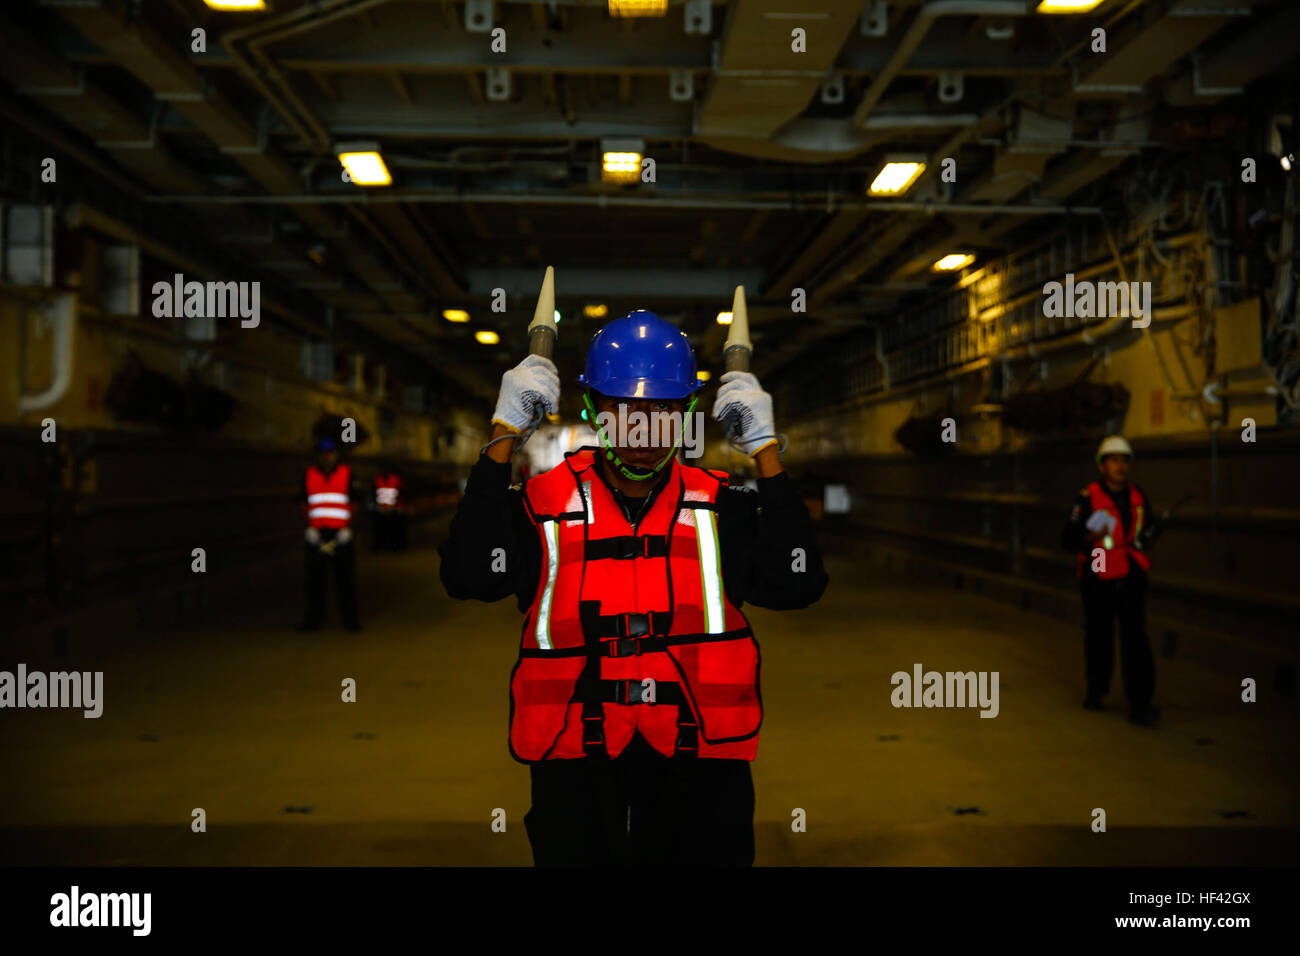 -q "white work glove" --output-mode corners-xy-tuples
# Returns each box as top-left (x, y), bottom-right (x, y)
(1085, 511), (1117, 535)
(305, 527), (321, 546)
(492, 355), (559, 433)
(336, 527), (352, 545)
(712, 370), (777, 457)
